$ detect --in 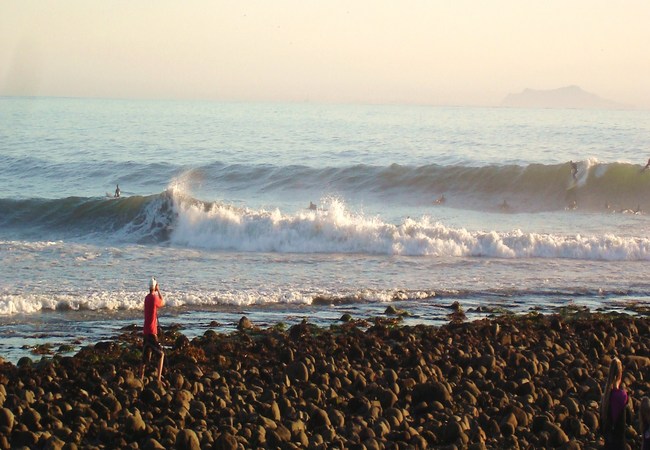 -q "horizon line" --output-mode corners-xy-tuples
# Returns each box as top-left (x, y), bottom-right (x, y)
(0, 93), (645, 111)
